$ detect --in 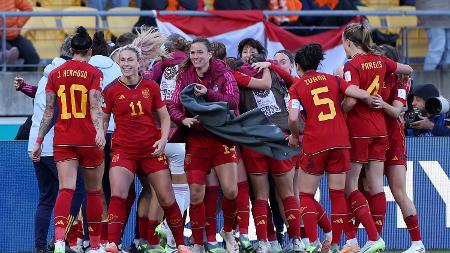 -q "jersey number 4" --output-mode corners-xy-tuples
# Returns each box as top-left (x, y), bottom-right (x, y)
(311, 86), (337, 122)
(57, 84), (87, 119)
(367, 75), (380, 96)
